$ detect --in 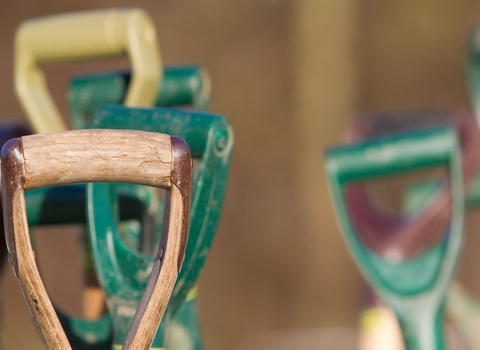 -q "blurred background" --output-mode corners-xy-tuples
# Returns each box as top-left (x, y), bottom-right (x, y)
(0, 0), (480, 349)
